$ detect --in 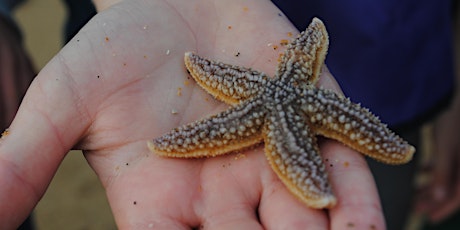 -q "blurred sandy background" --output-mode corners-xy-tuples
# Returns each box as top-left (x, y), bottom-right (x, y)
(13, 0), (116, 229)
